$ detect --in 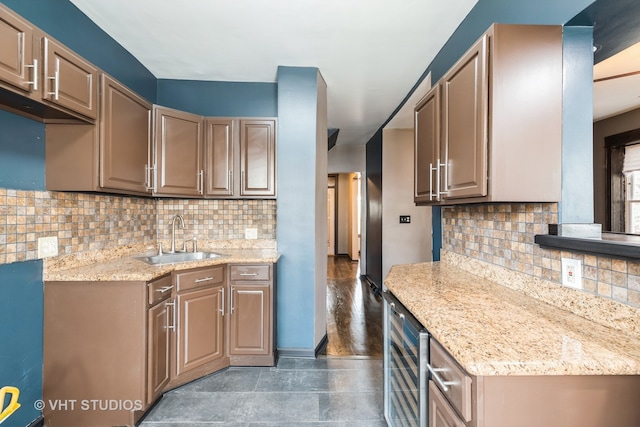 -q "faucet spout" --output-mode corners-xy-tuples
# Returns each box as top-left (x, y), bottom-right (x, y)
(170, 214), (185, 253)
